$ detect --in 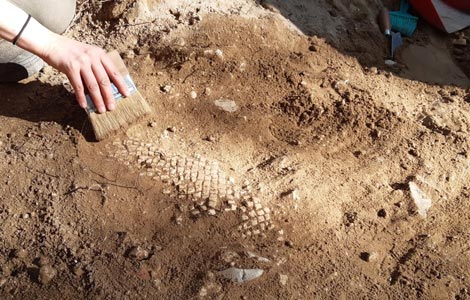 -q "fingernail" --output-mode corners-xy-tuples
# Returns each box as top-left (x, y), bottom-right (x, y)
(98, 107), (106, 114)
(108, 103), (116, 111)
